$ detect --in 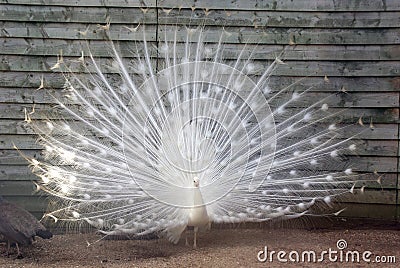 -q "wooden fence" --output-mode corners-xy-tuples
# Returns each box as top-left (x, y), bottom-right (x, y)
(0, 0), (399, 220)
